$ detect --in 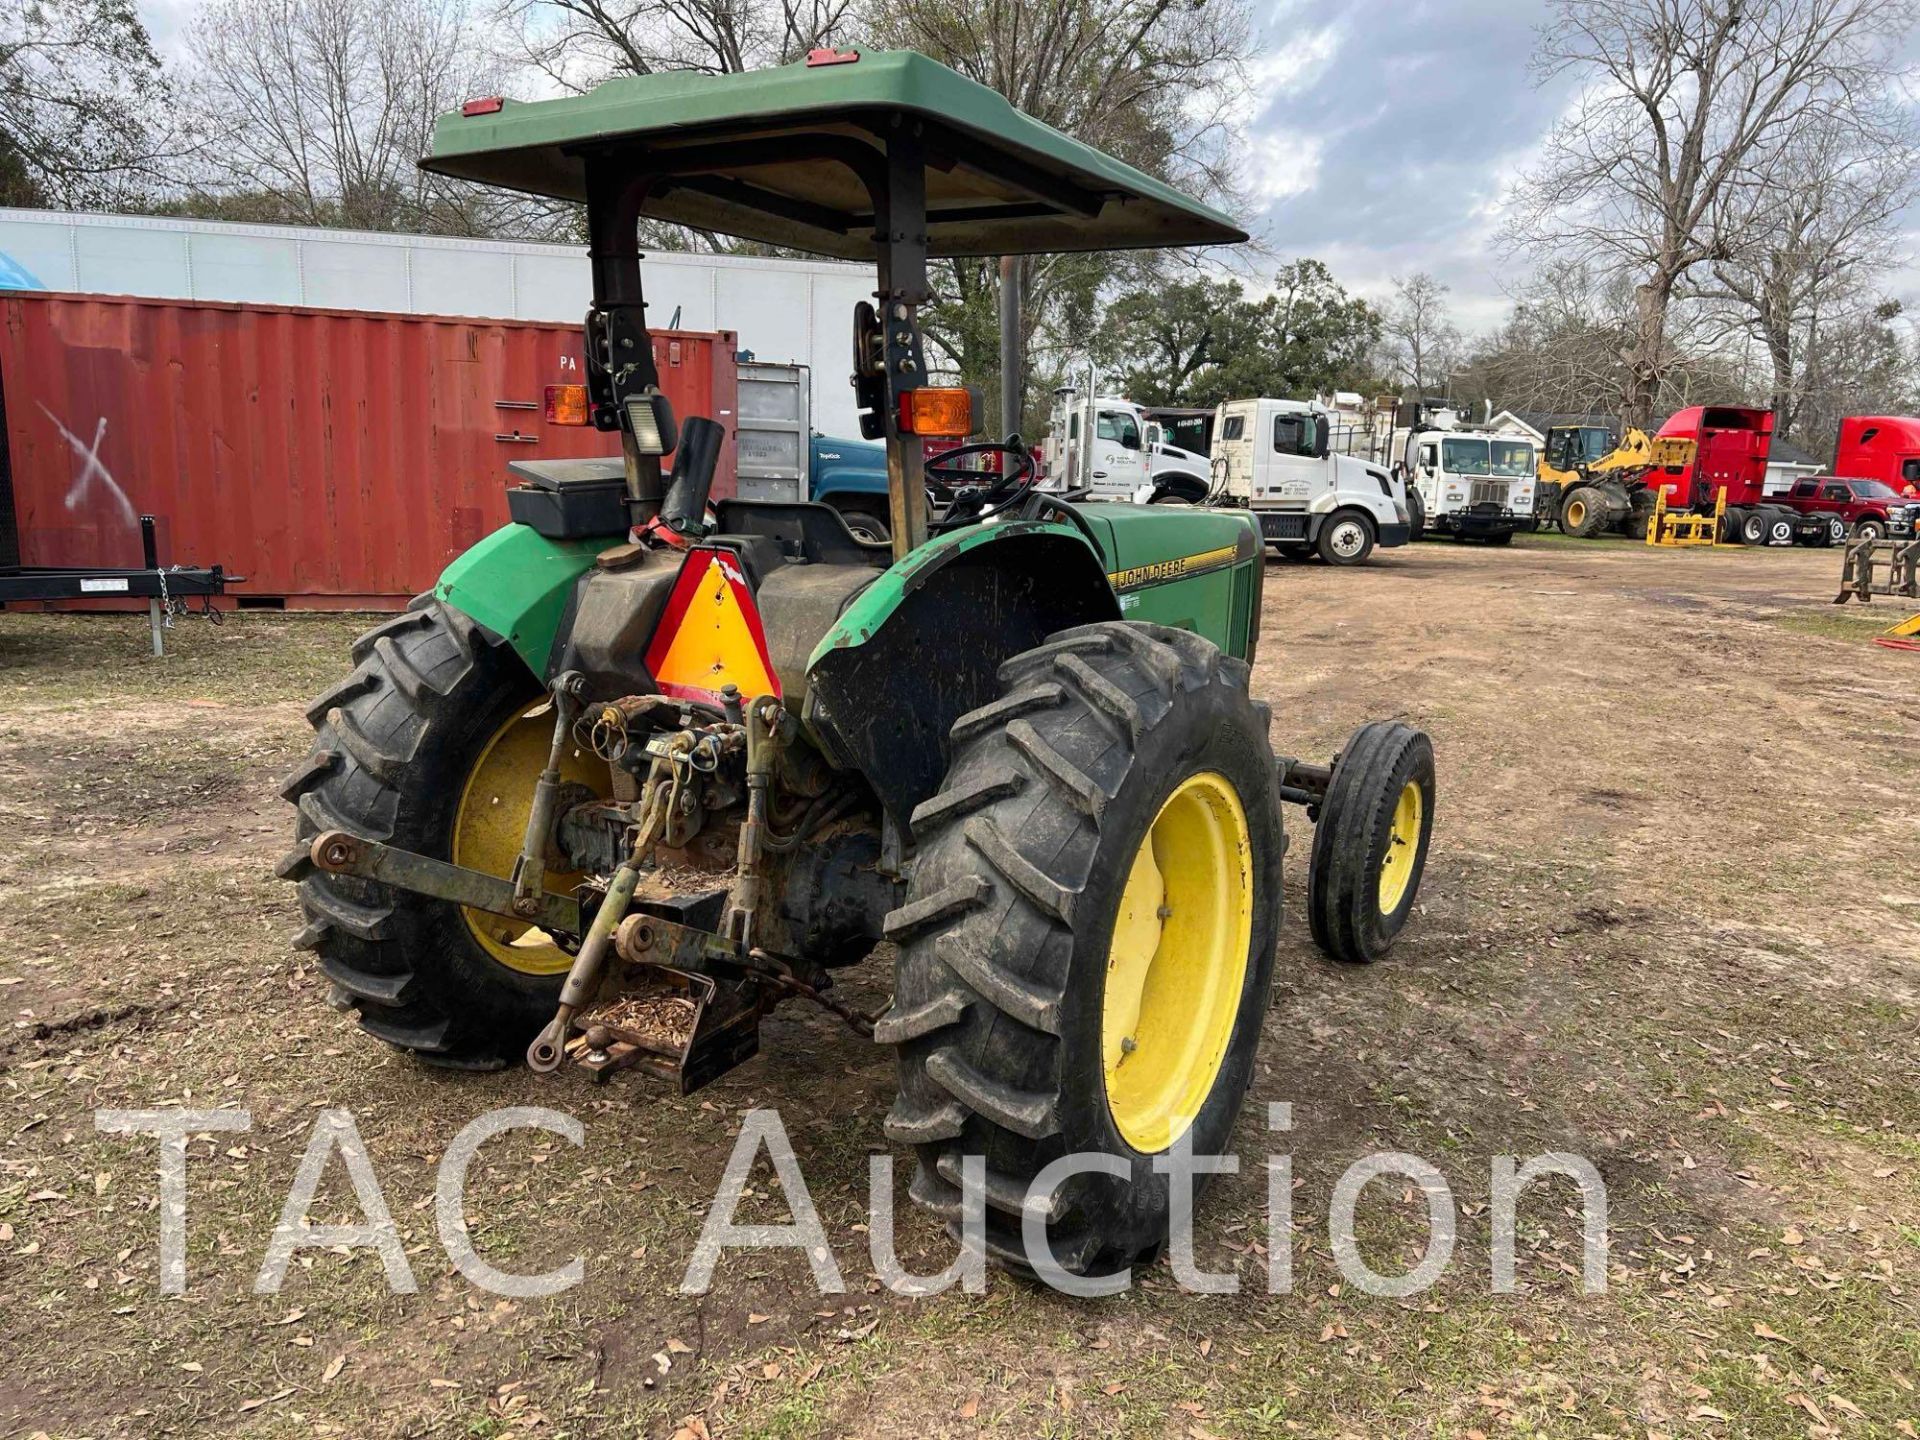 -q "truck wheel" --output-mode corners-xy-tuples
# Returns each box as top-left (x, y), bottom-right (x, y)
(1825, 515), (1848, 546)
(832, 502), (891, 544)
(279, 598), (606, 1068)
(1560, 488), (1605, 538)
(1316, 511), (1376, 565)
(1853, 517), (1887, 542)
(1765, 511), (1796, 546)
(1407, 486), (1427, 542)
(1738, 510), (1770, 546)
(880, 621), (1283, 1277)
(1307, 721), (1435, 964)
